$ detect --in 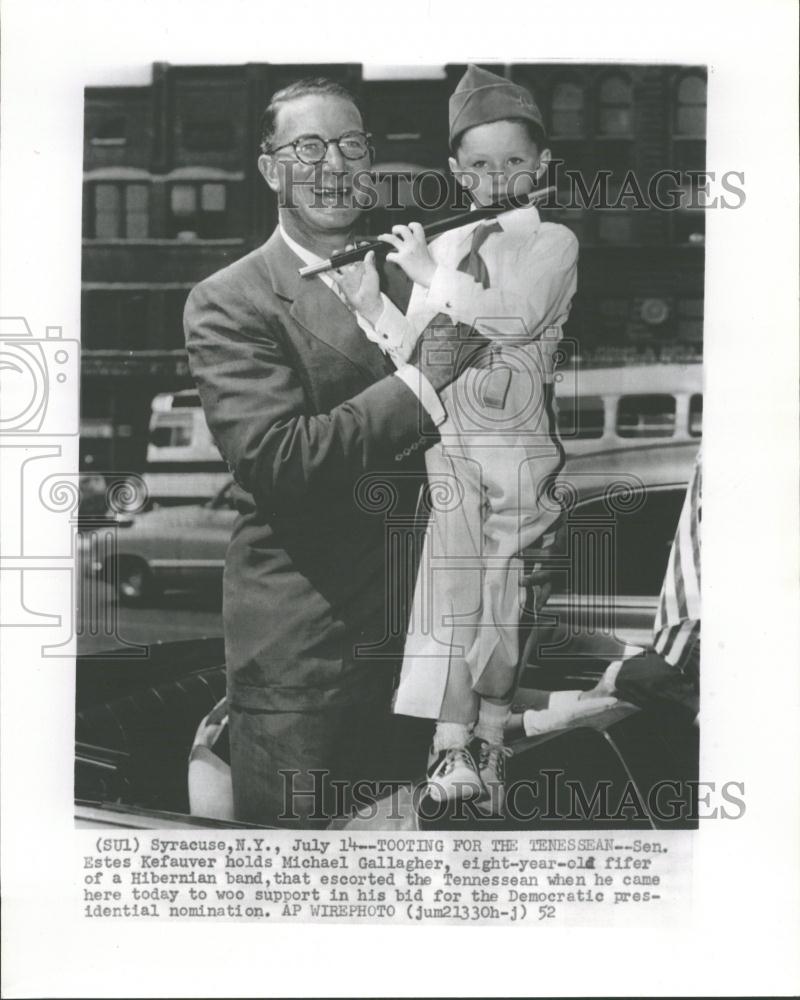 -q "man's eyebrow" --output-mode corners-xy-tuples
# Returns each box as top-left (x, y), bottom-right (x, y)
(273, 131), (322, 145)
